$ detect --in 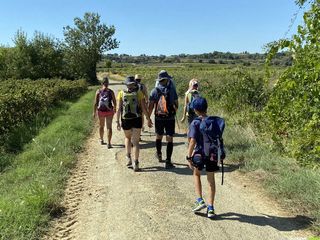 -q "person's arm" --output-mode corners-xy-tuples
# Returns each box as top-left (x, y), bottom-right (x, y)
(143, 85), (148, 103)
(174, 99), (179, 111)
(148, 89), (156, 116)
(140, 95), (153, 128)
(148, 100), (155, 116)
(116, 91), (122, 131)
(93, 90), (99, 118)
(181, 94), (188, 122)
(173, 89), (179, 111)
(111, 90), (117, 113)
(187, 138), (196, 170)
